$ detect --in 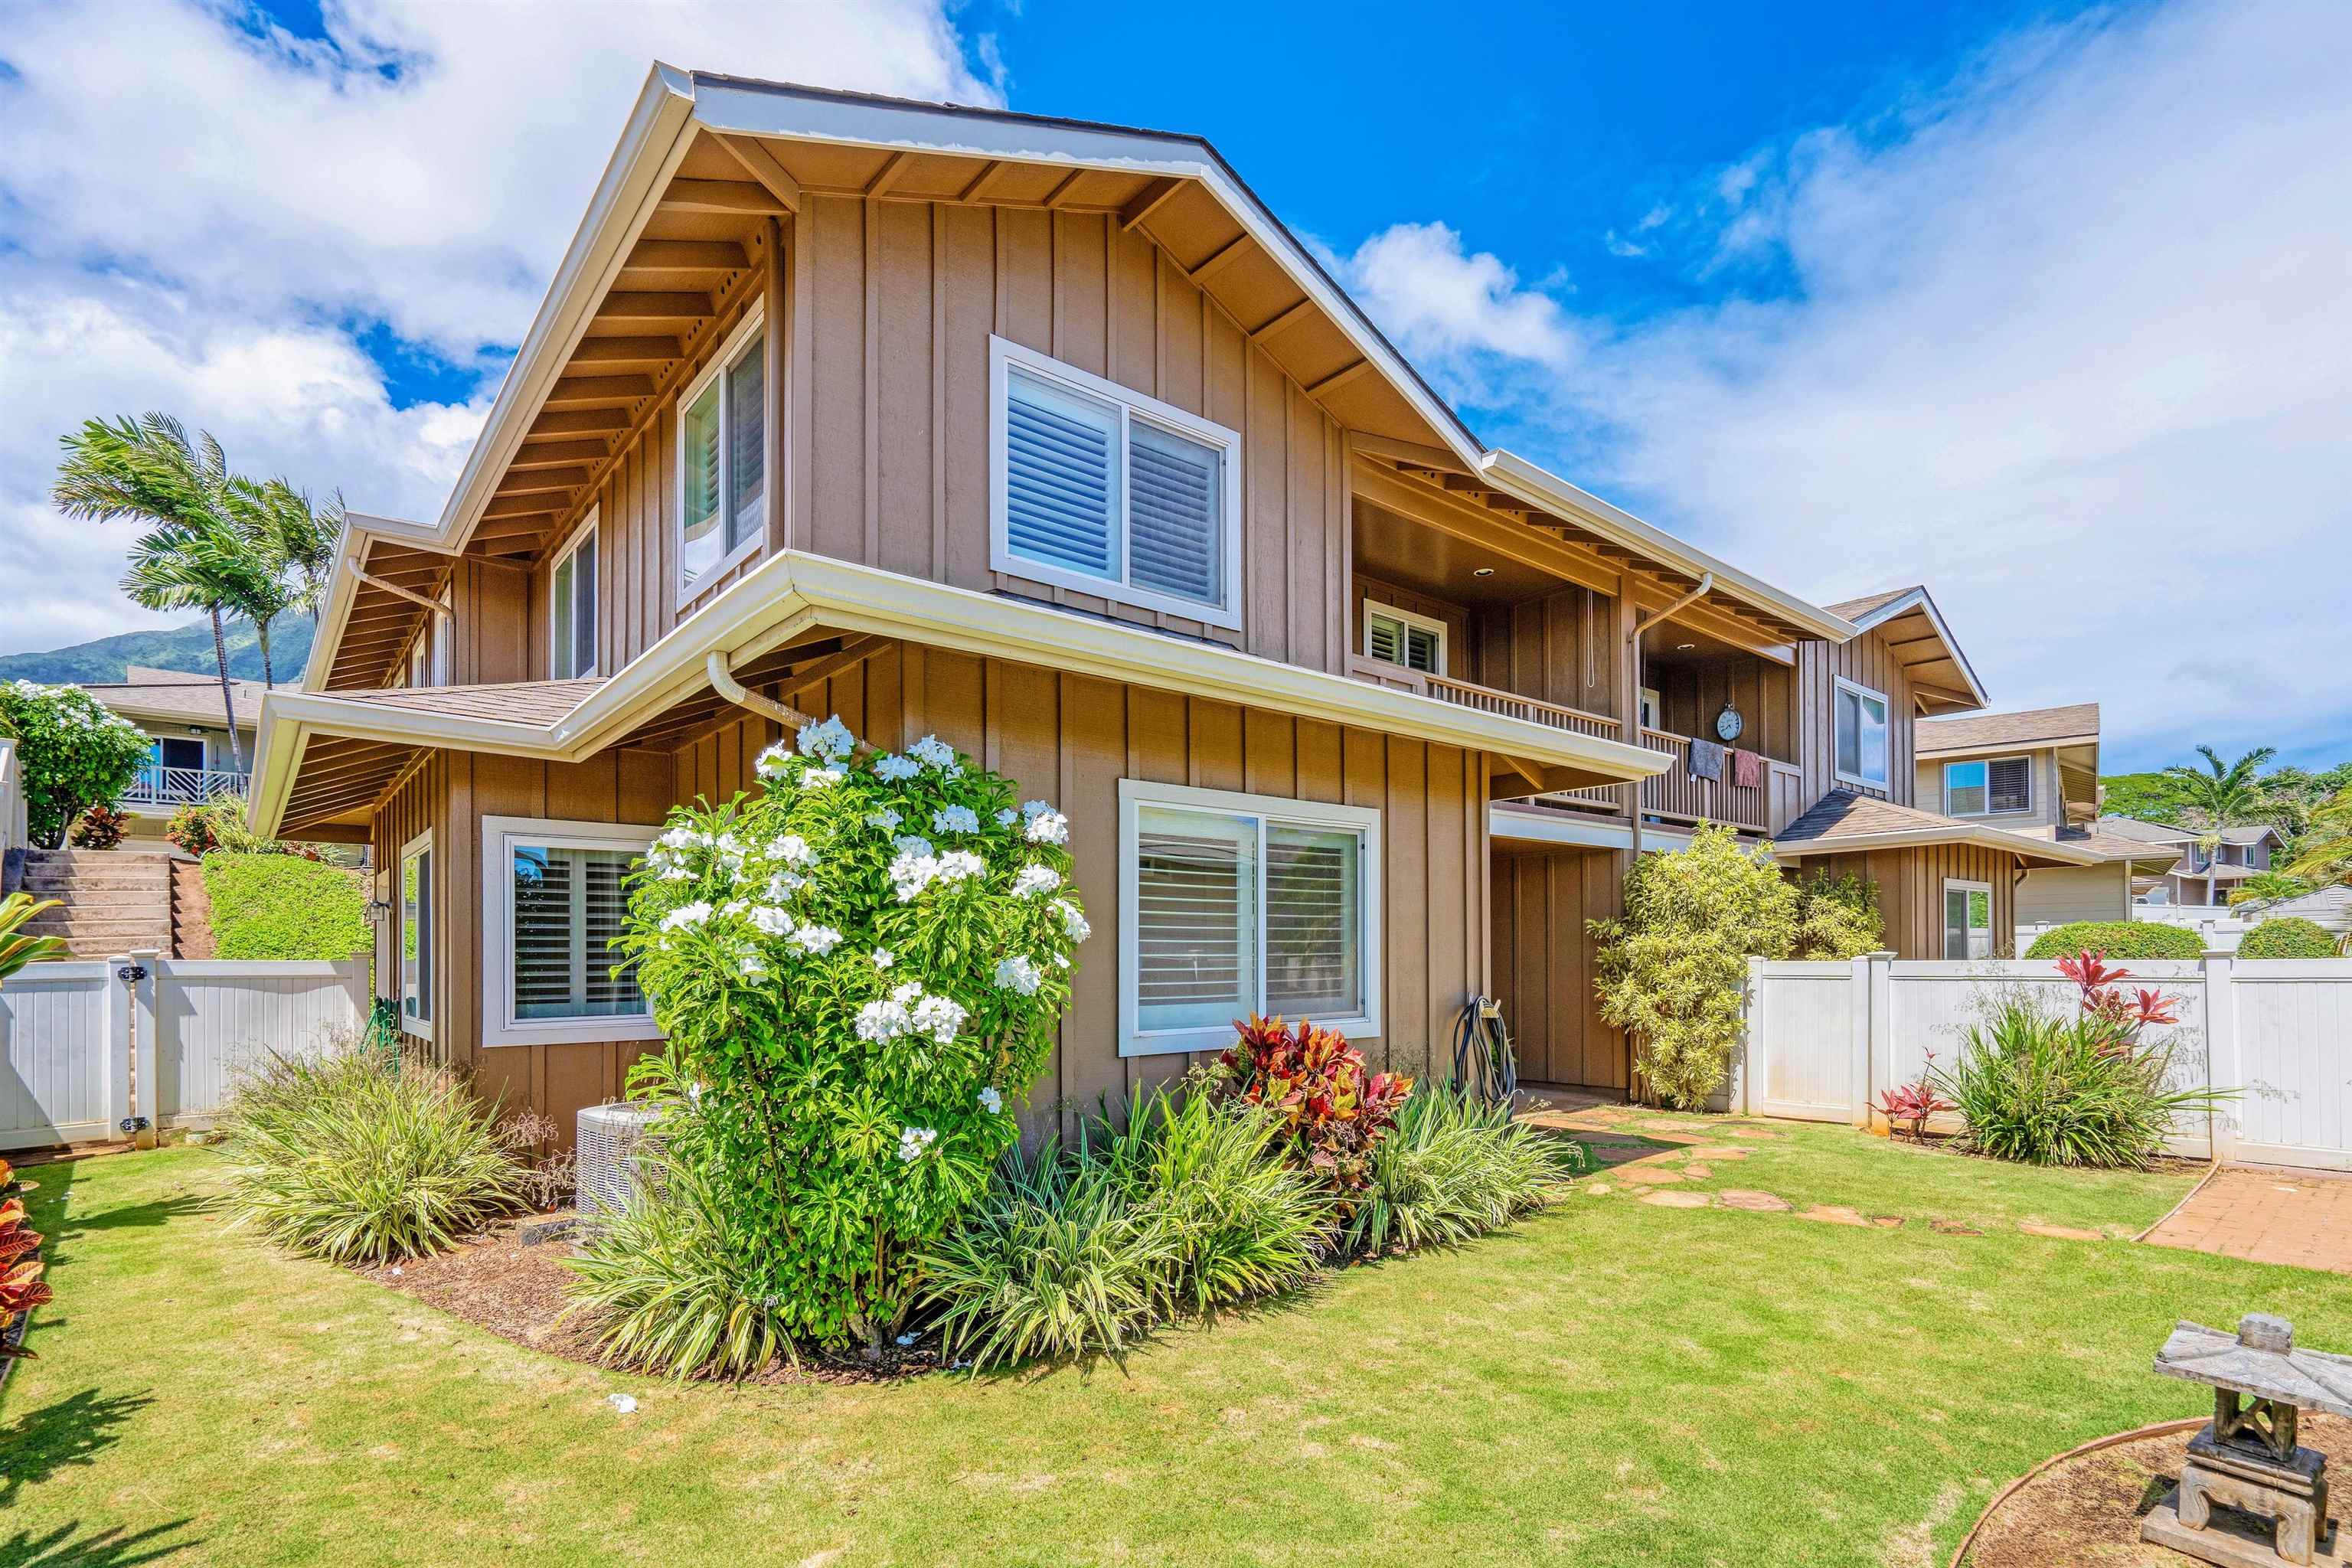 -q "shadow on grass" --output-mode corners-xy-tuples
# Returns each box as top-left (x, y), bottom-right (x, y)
(0, 1520), (199, 1566)
(41, 1192), (213, 1271)
(0, 1388), (156, 1510)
